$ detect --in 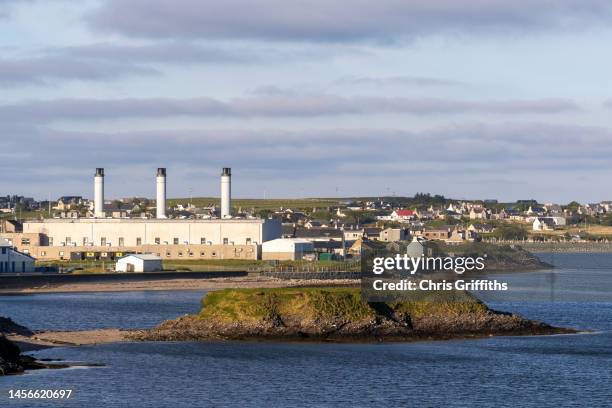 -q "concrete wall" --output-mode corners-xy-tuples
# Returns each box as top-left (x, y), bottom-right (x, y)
(0, 233), (42, 255)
